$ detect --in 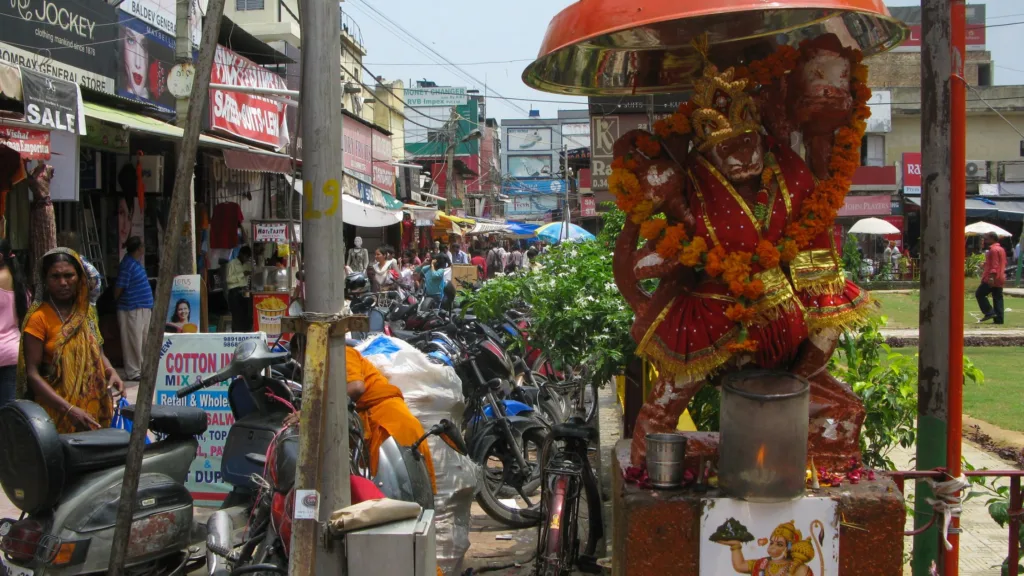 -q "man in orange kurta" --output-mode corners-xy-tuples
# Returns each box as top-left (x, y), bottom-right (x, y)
(346, 346), (437, 493)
